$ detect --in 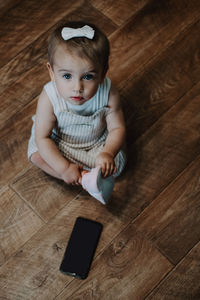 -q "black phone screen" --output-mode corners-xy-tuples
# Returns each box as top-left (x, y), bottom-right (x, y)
(59, 217), (103, 279)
